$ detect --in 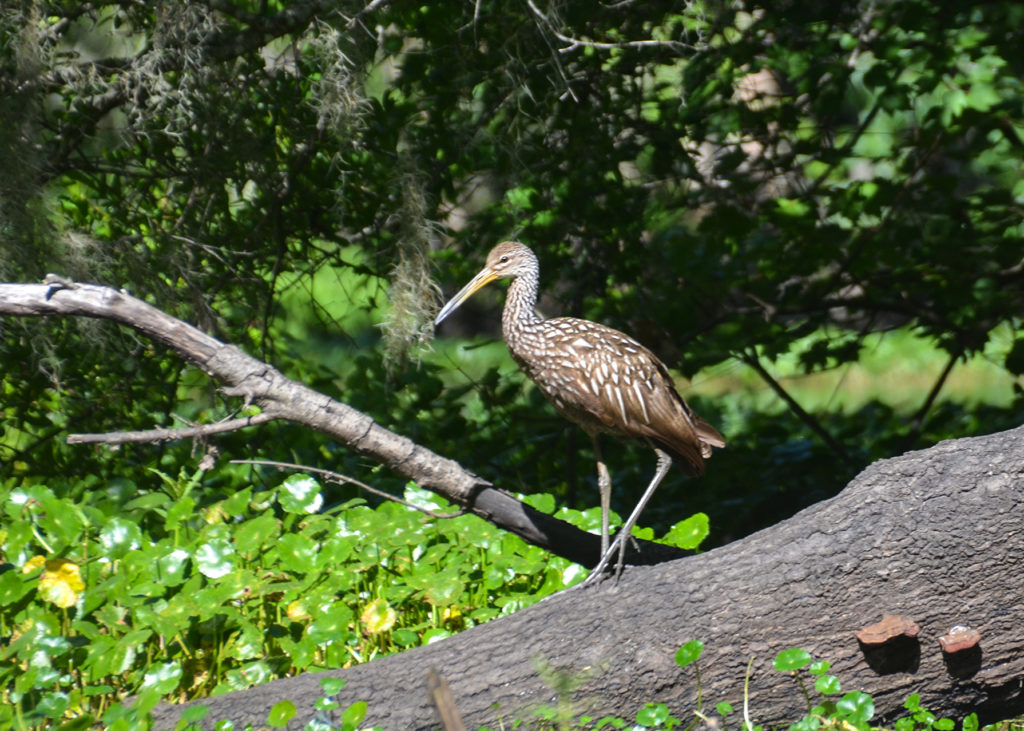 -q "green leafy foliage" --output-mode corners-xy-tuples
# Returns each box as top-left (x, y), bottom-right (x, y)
(0, 472), (613, 724)
(635, 702), (680, 729)
(516, 643), (1004, 731)
(896, 693), (965, 731)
